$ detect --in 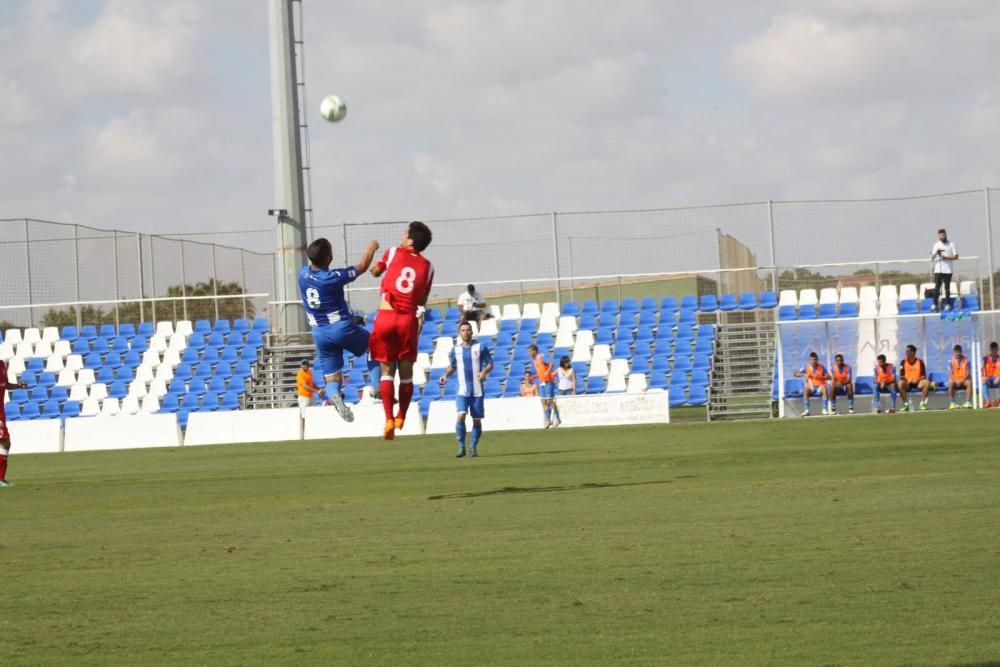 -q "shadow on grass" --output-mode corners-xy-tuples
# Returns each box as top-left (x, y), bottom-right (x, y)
(428, 479), (673, 501)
